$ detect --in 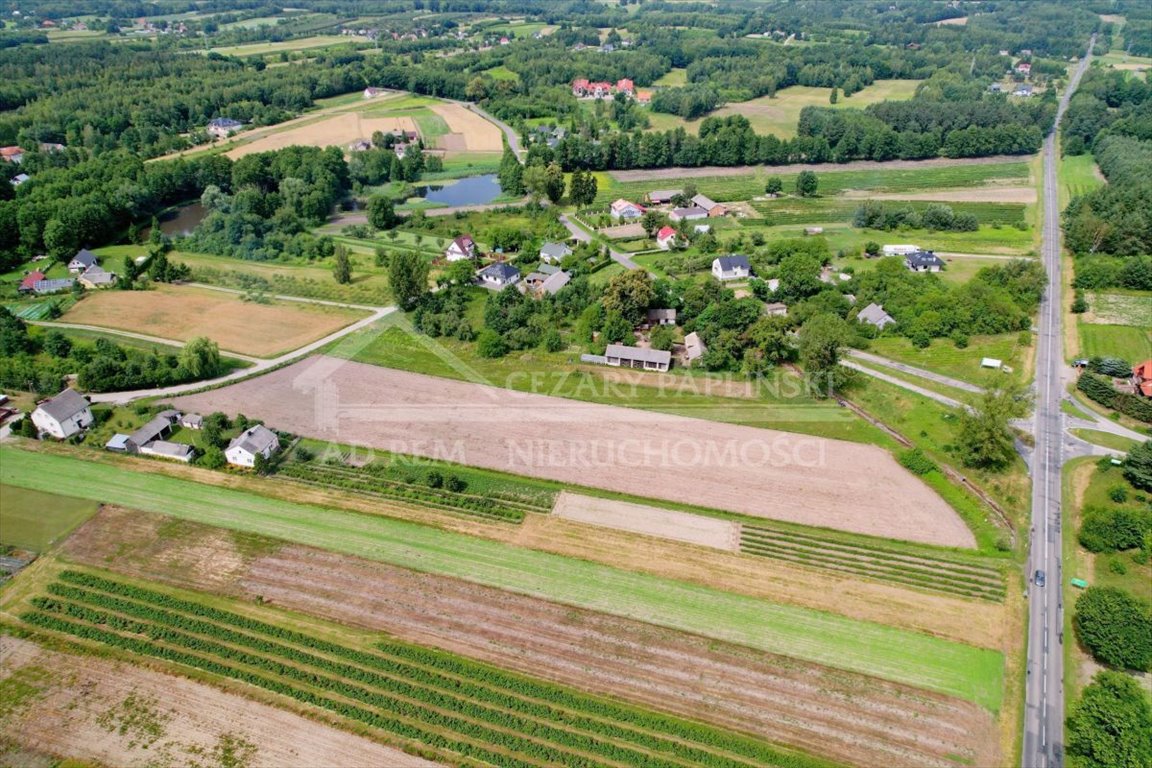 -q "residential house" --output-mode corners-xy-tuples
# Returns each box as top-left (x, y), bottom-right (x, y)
(1015, 62), (1031, 76)
(764, 302), (788, 317)
(669, 206), (708, 222)
(590, 81), (614, 99)
(523, 266), (571, 298)
(656, 226), (677, 250)
(363, 87), (384, 99)
(68, 249), (98, 273)
(79, 265), (117, 289)
(499, 36), (510, 45)
(348, 139), (373, 152)
(31, 389), (93, 439)
(646, 189), (682, 205)
(17, 271), (44, 293)
(646, 308), (677, 326)
(604, 344), (672, 372)
(905, 250), (946, 272)
(684, 332), (707, 365)
(444, 235), (477, 261)
(610, 199), (645, 220)
(539, 241), (572, 264)
(1132, 360), (1152, 398)
(804, 226), (824, 236)
(393, 142), (410, 159)
(636, 89), (653, 105)
(711, 255), (751, 282)
(32, 278), (75, 295)
(1014, 84), (1034, 97)
(478, 262), (520, 289)
(571, 78), (590, 97)
(225, 425), (281, 468)
(207, 118), (243, 139)
(691, 194), (727, 217)
(0, 146), (24, 164)
(10, 173), (29, 186)
(989, 82), (1004, 93)
(882, 244), (920, 256)
(857, 302), (897, 330)
(616, 78), (635, 96)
